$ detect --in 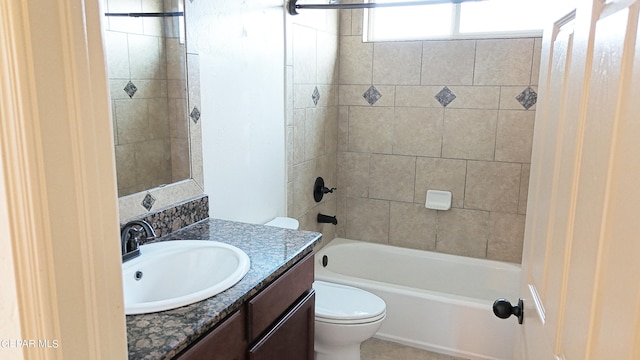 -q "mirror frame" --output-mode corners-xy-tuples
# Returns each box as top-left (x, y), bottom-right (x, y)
(112, 4), (204, 222)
